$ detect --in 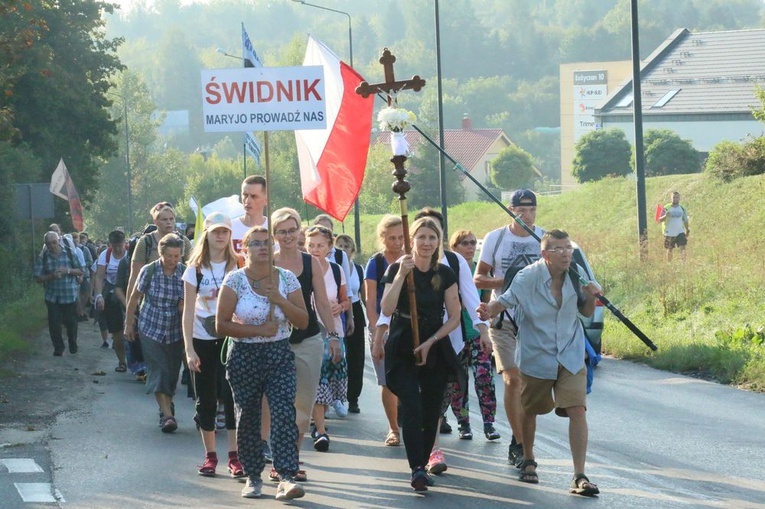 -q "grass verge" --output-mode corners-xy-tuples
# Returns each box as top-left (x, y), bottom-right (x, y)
(0, 286), (46, 364)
